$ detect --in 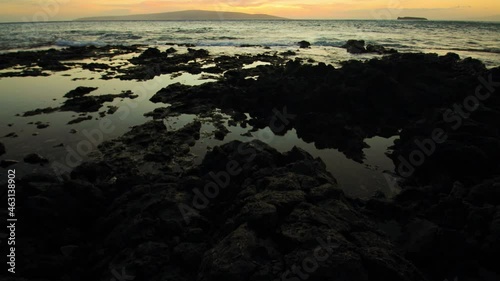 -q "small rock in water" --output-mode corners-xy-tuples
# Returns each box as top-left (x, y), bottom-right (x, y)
(24, 153), (49, 165)
(69, 129), (78, 134)
(298, 40), (311, 49)
(106, 106), (119, 115)
(0, 142), (5, 155)
(280, 50), (297, 56)
(166, 47), (177, 54)
(67, 116), (92, 125)
(366, 44), (398, 54)
(342, 40), (366, 54)
(64, 86), (98, 98)
(4, 132), (18, 138)
(241, 132), (253, 137)
(36, 122), (50, 129)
